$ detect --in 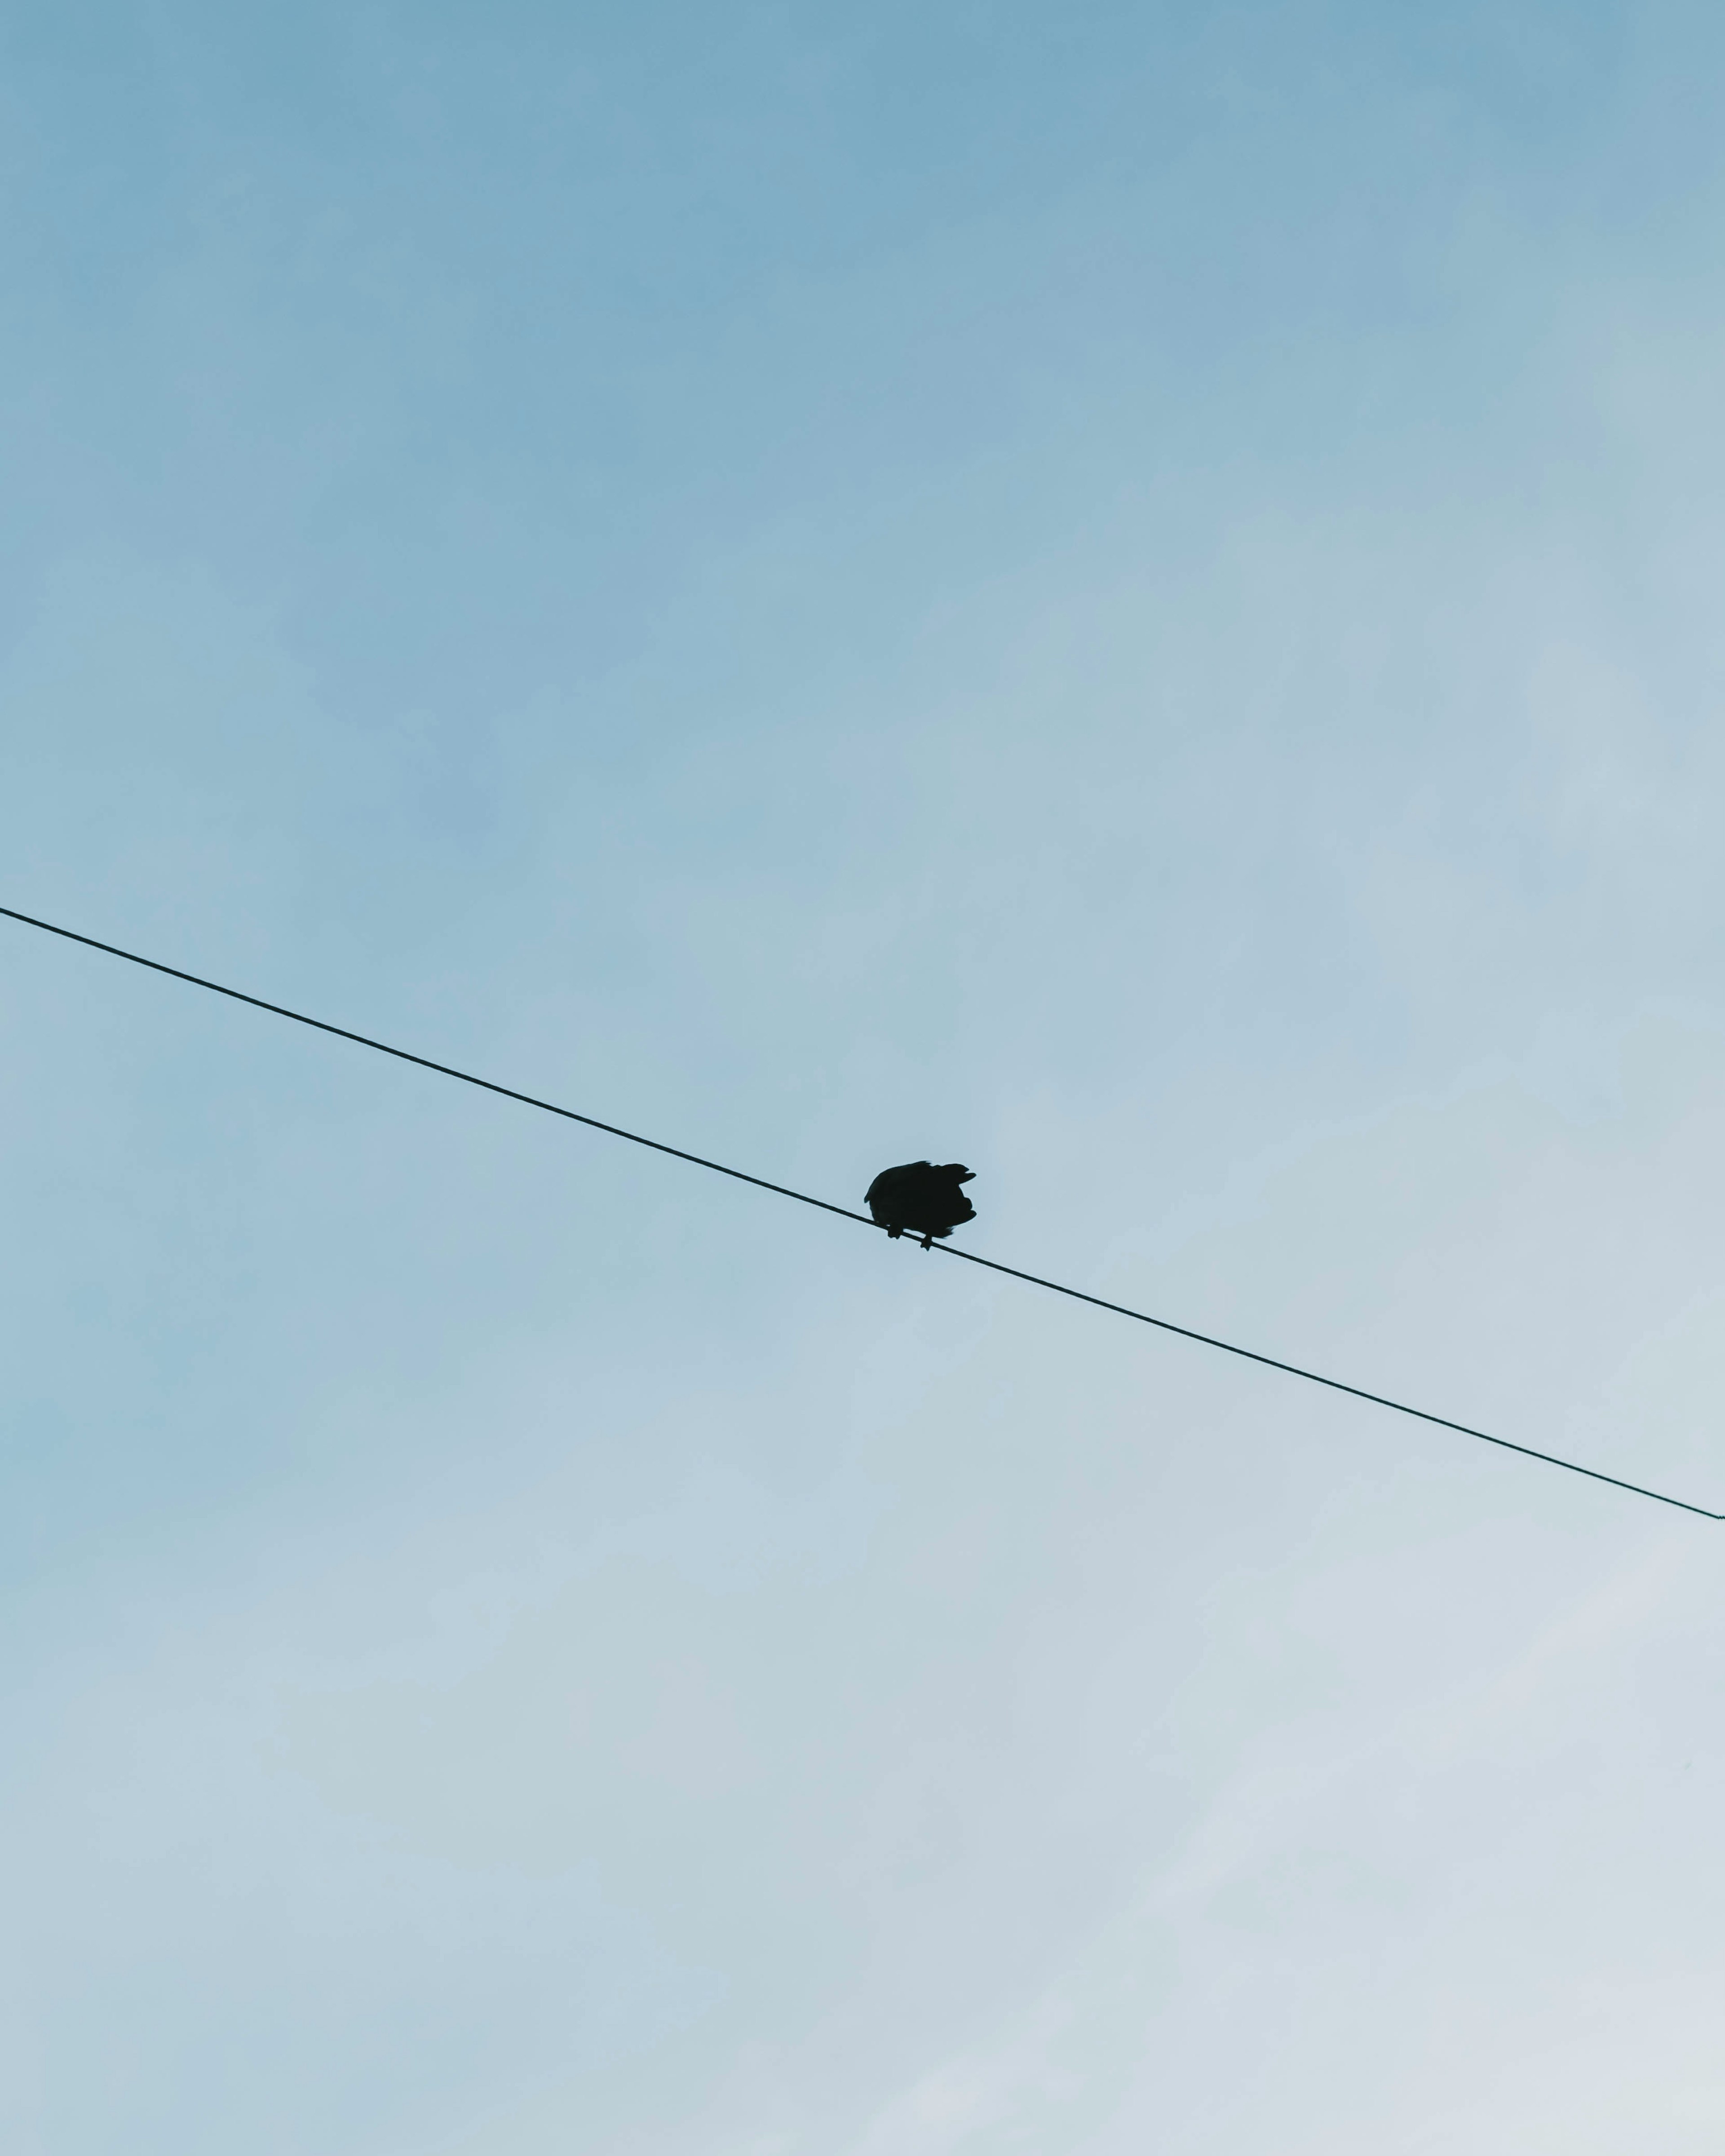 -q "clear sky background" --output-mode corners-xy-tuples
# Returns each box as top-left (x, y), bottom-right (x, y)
(4, 3), (1725, 2150)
